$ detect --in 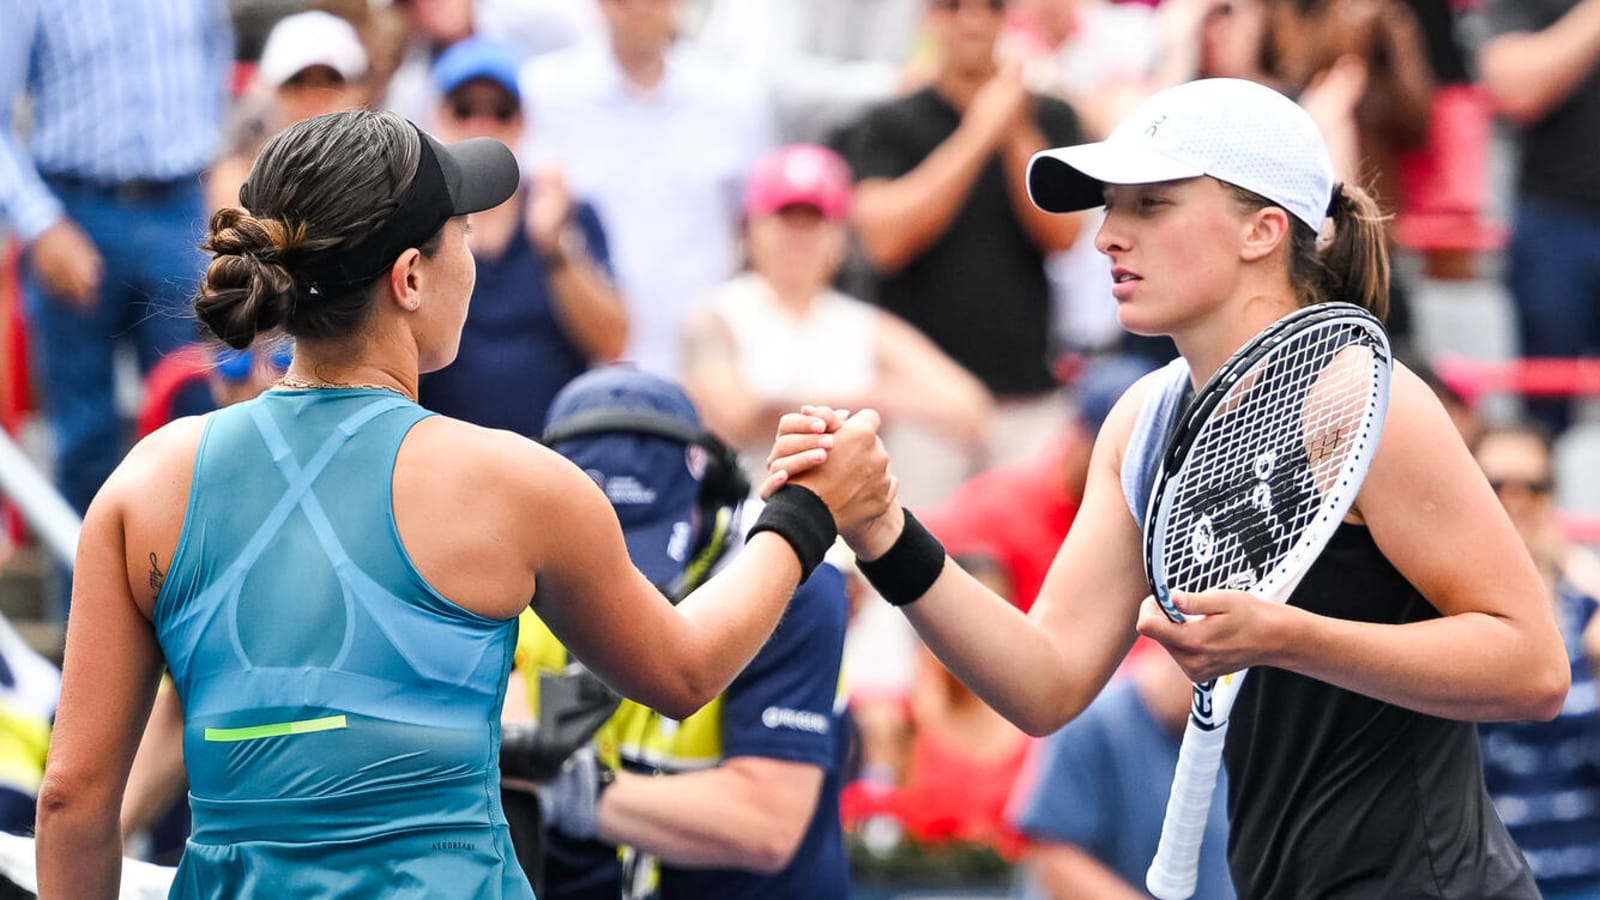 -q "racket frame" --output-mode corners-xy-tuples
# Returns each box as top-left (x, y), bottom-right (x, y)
(1142, 302), (1392, 900)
